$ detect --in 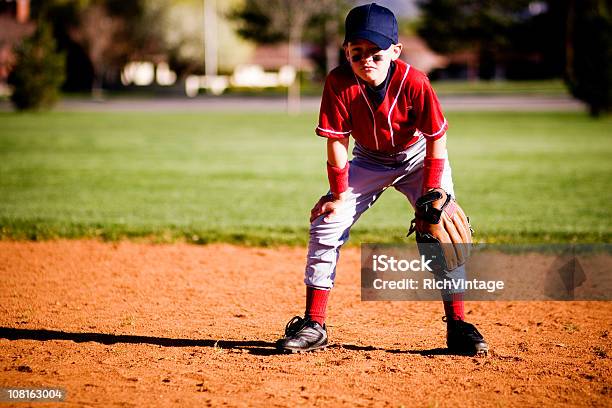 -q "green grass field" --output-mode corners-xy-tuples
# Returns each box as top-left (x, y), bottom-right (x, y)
(0, 111), (610, 245)
(430, 79), (568, 96)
